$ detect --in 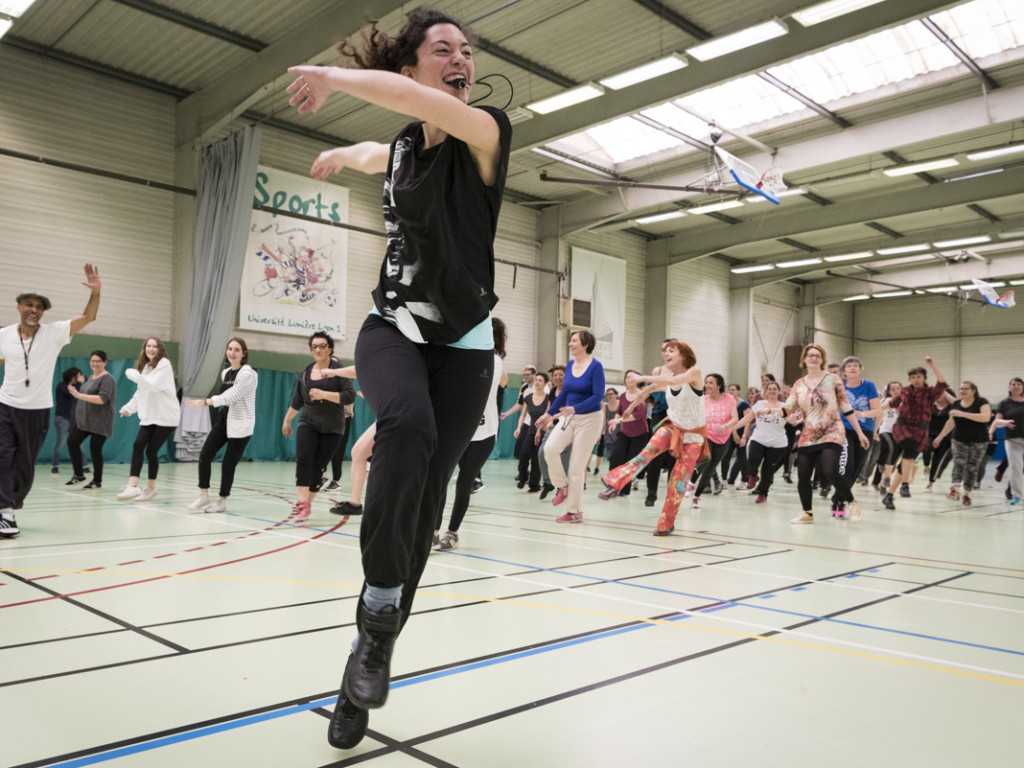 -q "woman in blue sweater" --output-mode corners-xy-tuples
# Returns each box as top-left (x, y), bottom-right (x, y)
(535, 330), (606, 523)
